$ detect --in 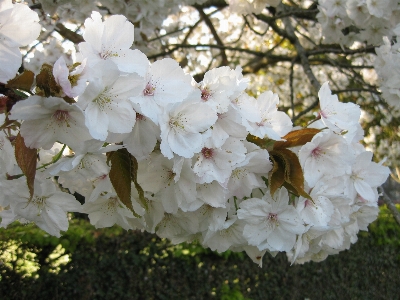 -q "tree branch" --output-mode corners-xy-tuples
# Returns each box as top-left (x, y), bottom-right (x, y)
(379, 186), (400, 226)
(195, 6), (229, 66)
(55, 23), (84, 44)
(280, 5), (321, 91)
